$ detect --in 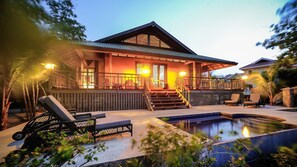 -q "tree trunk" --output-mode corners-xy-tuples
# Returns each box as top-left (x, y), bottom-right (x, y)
(1, 83), (12, 130)
(22, 80), (30, 120)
